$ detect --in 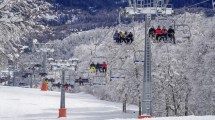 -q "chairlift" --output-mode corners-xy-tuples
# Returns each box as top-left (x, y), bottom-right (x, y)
(89, 82), (106, 86)
(90, 76), (107, 86)
(74, 79), (89, 84)
(134, 50), (144, 63)
(39, 72), (47, 77)
(110, 68), (126, 81)
(73, 71), (90, 86)
(34, 43), (54, 52)
(118, 8), (134, 25)
(68, 58), (79, 65)
(20, 46), (32, 53)
(149, 16), (176, 43)
(175, 24), (191, 40)
(89, 56), (108, 75)
(155, 1), (173, 16)
(113, 16), (135, 45)
(155, 16), (176, 29)
(80, 71), (90, 80)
